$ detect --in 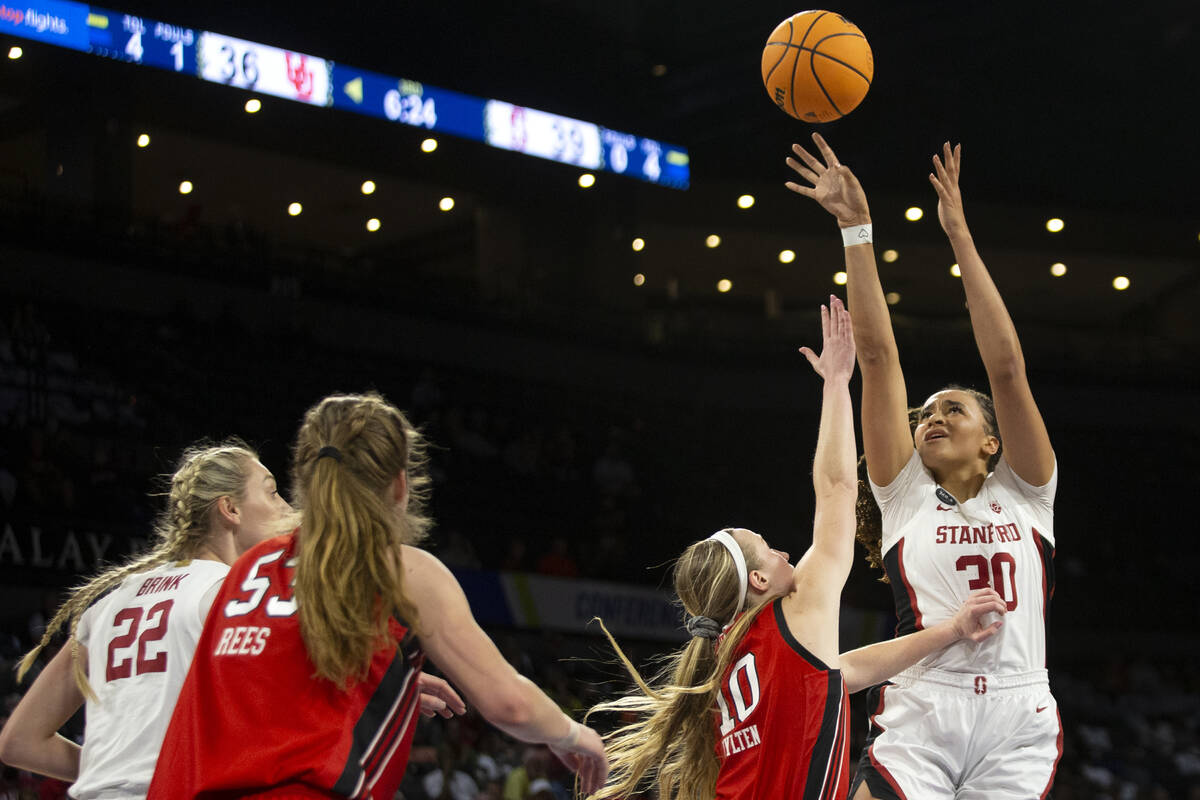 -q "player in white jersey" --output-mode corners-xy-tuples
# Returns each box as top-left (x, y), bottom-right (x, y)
(786, 134), (1061, 799)
(0, 439), (293, 798)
